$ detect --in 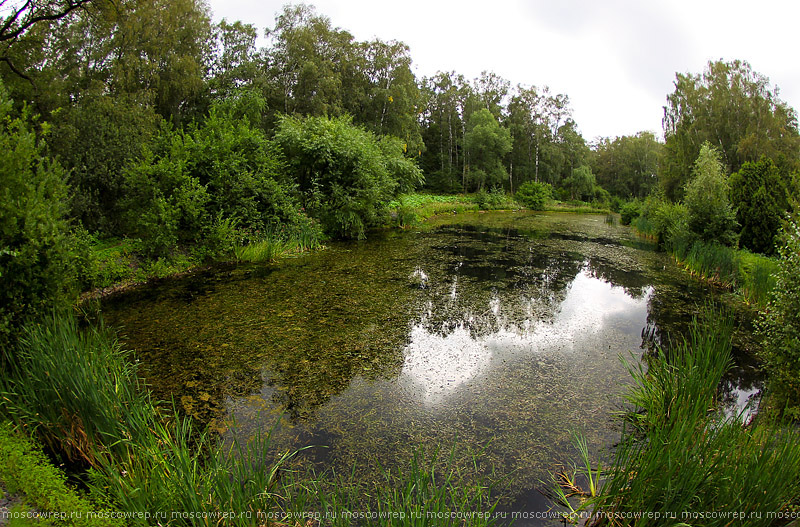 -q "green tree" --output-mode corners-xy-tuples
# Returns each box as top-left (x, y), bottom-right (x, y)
(0, 85), (75, 353)
(684, 143), (738, 245)
(562, 165), (596, 201)
(463, 108), (511, 190)
(729, 157), (789, 255)
(48, 91), (160, 233)
(662, 60), (800, 200)
(418, 71), (470, 192)
(592, 132), (661, 198)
